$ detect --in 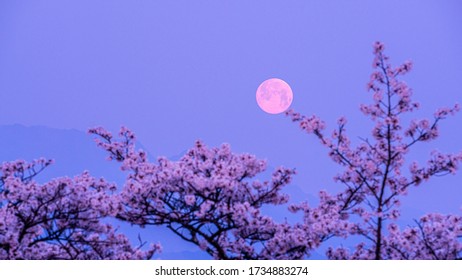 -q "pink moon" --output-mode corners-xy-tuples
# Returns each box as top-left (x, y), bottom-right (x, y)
(256, 78), (293, 114)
